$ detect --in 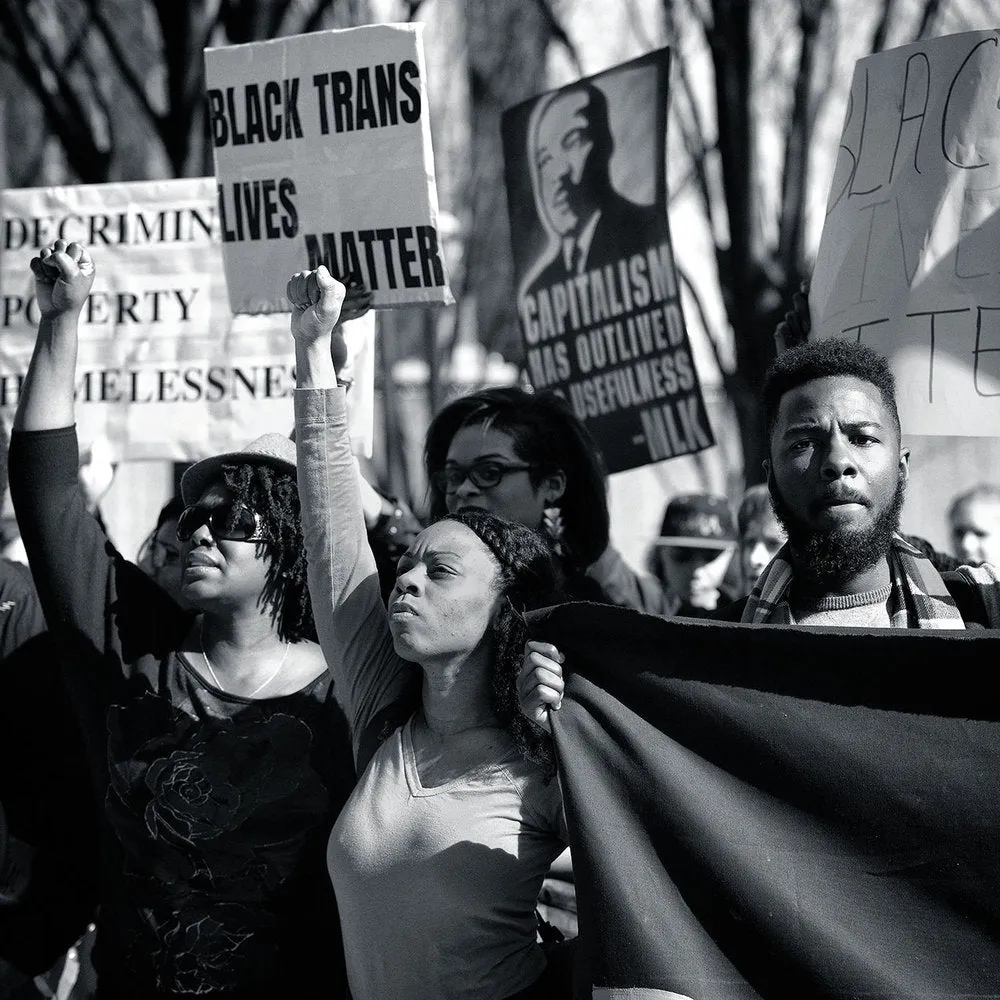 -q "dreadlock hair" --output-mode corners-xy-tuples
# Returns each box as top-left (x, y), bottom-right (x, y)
(441, 508), (562, 776)
(219, 460), (316, 644)
(424, 386), (610, 572)
(761, 339), (901, 450)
